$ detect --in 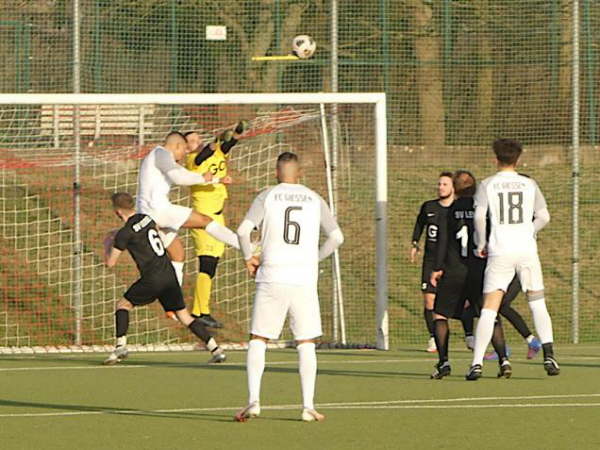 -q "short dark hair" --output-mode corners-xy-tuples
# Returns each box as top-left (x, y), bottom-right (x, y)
(493, 138), (522, 166)
(111, 192), (135, 210)
(453, 170), (476, 197)
(439, 171), (453, 179)
(165, 130), (186, 142)
(277, 151), (298, 168)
